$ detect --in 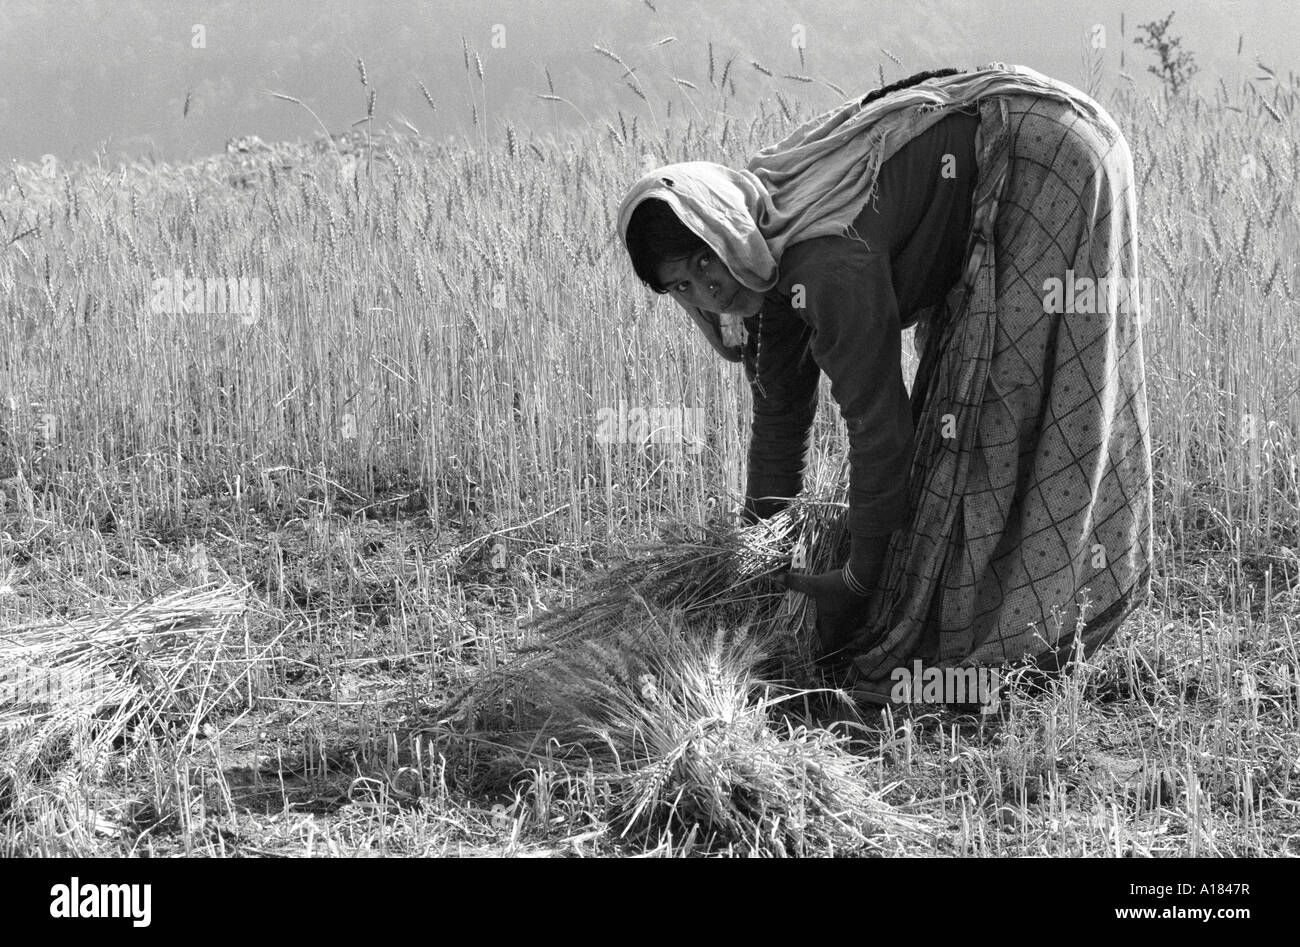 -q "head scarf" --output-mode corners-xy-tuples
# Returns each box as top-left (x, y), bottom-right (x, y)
(616, 63), (1110, 360)
(616, 162), (778, 361)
